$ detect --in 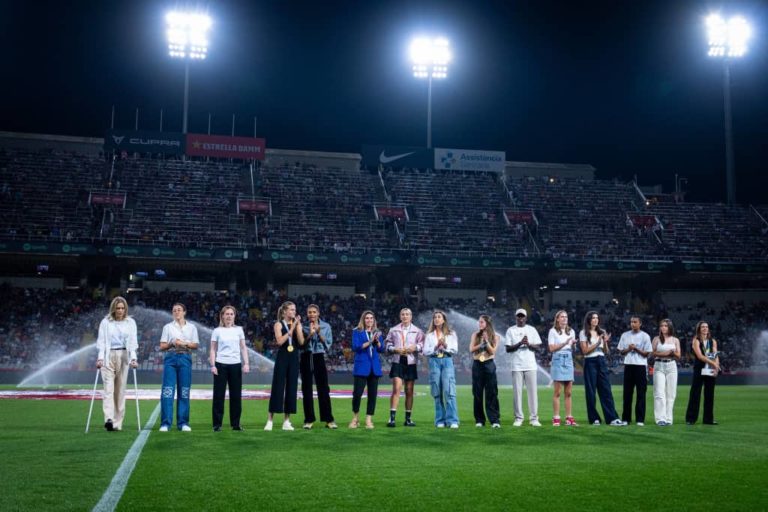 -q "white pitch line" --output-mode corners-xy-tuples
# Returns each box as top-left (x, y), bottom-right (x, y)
(92, 403), (160, 512)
